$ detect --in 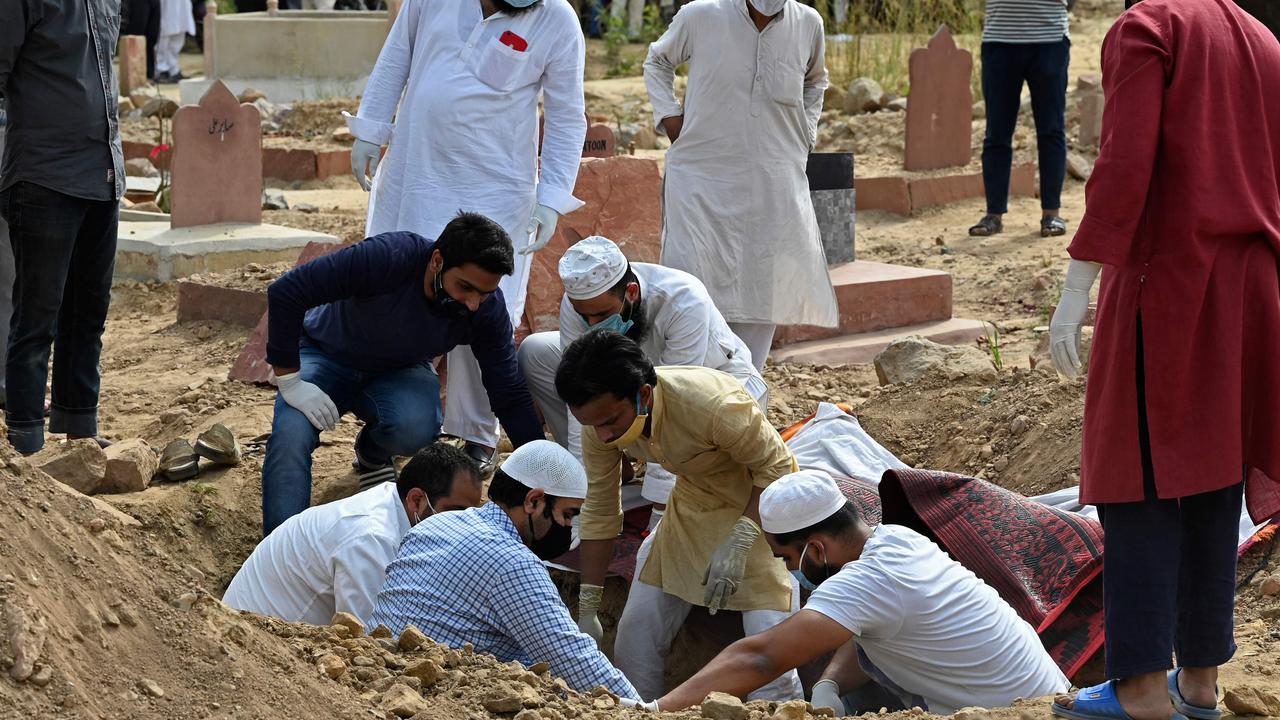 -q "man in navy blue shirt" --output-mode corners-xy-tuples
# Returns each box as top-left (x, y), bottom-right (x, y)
(261, 212), (543, 535)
